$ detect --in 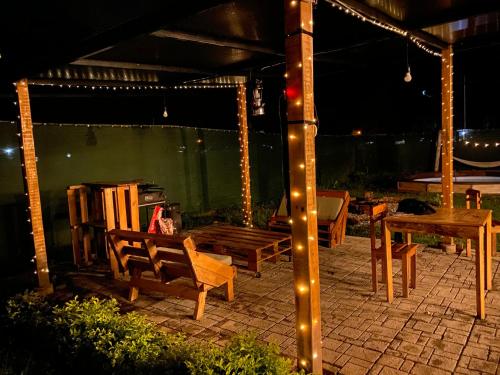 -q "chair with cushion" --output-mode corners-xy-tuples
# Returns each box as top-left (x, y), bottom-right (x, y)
(267, 189), (350, 248)
(369, 203), (418, 298)
(465, 188), (499, 257)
